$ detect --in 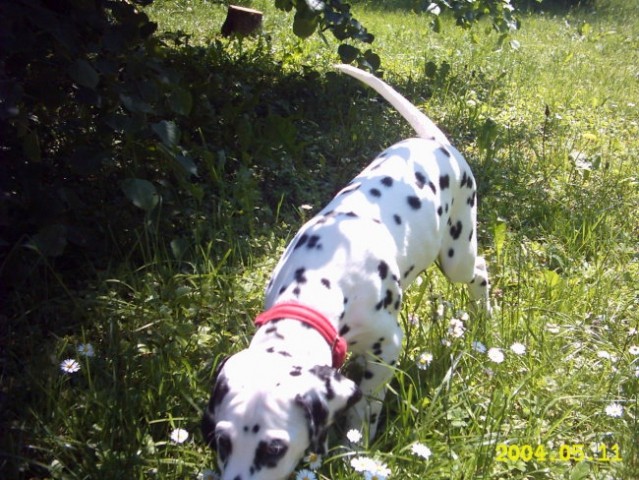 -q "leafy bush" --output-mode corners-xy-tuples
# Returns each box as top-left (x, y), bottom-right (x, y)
(277, 0), (521, 69)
